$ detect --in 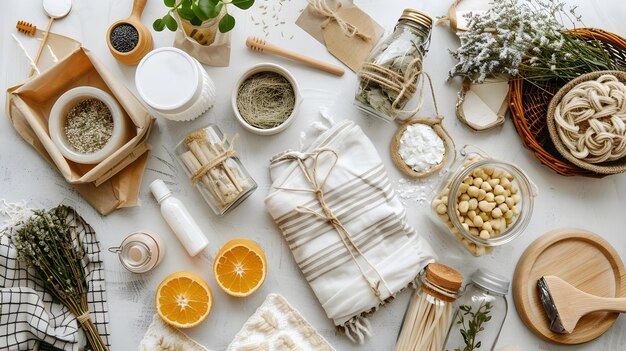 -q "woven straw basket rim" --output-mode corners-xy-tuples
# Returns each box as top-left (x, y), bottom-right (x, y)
(546, 70), (626, 175)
